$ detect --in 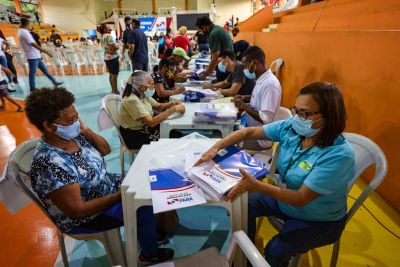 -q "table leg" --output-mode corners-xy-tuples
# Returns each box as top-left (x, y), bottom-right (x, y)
(160, 124), (170, 139)
(232, 196), (246, 267)
(123, 190), (138, 267)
